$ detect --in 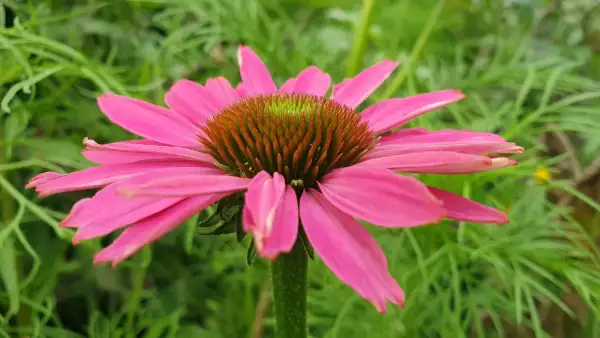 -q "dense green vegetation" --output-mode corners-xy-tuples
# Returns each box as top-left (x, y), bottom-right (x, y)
(1, 0), (599, 337)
